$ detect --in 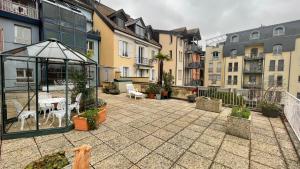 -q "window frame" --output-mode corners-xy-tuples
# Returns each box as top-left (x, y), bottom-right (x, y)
(14, 25), (32, 45)
(233, 62), (238, 72)
(230, 34), (239, 43)
(228, 63), (233, 72)
(297, 93), (300, 99)
(278, 59), (284, 71)
(16, 68), (34, 83)
(122, 67), (129, 77)
(250, 31), (260, 40)
(273, 26), (285, 36)
(269, 60), (276, 71)
(231, 49), (237, 57)
(169, 50), (172, 59)
(212, 51), (219, 60)
(227, 75), (232, 85)
(233, 76), (238, 85)
(273, 44), (283, 55)
(277, 75), (283, 87)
